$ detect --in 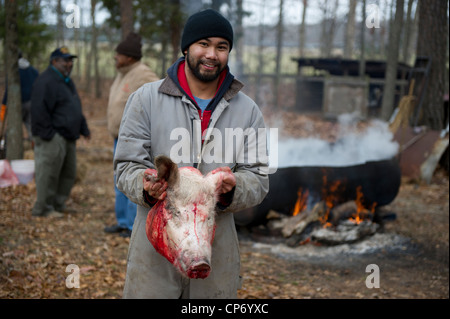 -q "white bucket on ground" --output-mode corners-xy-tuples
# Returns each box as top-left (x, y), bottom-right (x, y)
(10, 160), (35, 184)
